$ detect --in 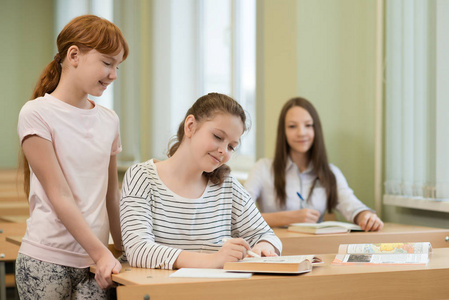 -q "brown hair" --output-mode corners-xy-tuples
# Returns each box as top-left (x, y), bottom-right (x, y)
(272, 97), (337, 212)
(168, 93), (247, 185)
(21, 15), (129, 197)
